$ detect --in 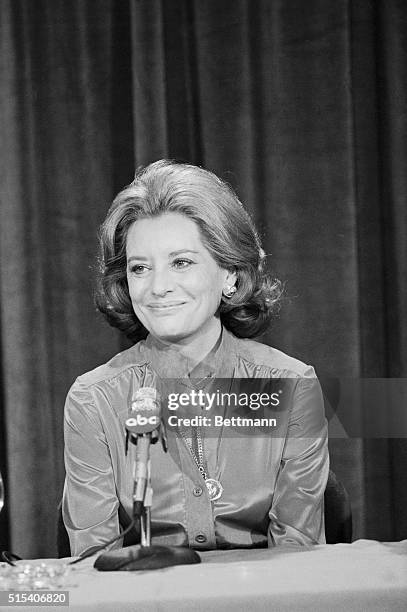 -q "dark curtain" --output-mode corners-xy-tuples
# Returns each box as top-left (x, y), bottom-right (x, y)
(0, 0), (134, 557)
(0, 0), (406, 557)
